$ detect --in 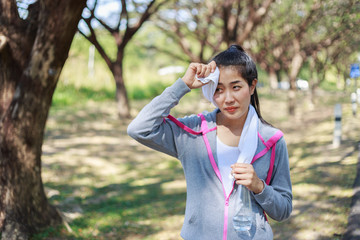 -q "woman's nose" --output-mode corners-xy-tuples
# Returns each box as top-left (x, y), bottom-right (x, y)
(224, 91), (235, 103)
